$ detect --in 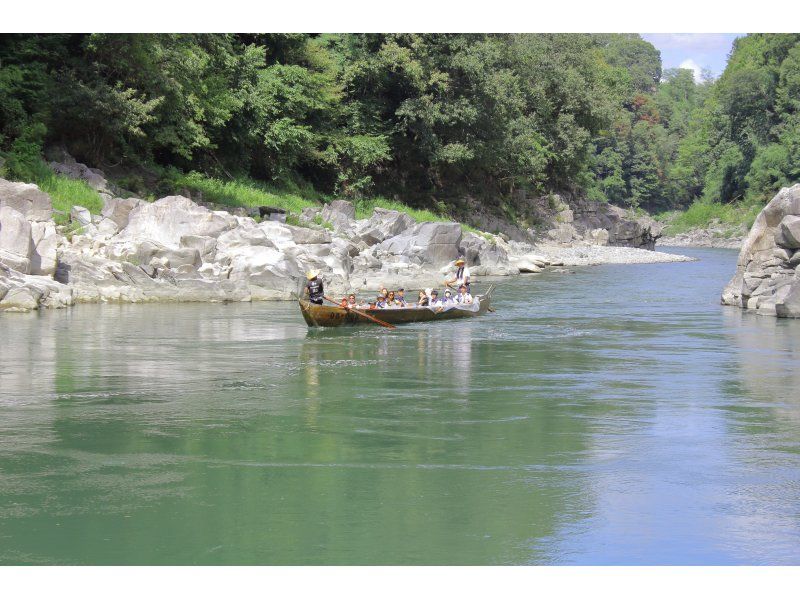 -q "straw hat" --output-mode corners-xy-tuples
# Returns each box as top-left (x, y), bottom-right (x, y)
(455, 257), (466, 265)
(306, 270), (319, 280)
